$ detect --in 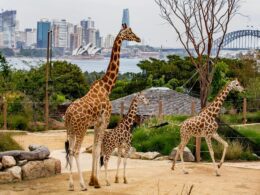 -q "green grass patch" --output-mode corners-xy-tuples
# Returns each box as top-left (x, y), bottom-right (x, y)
(220, 111), (260, 124)
(0, 133), (23, 152)
(233, 124), (260, 145)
